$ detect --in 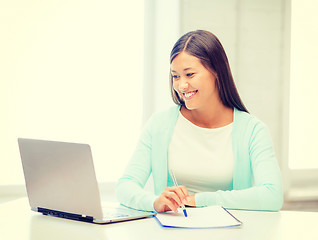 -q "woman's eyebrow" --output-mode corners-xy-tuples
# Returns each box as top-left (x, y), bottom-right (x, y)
(183, 67), (195, 71)
(171, 67), (195, 73)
